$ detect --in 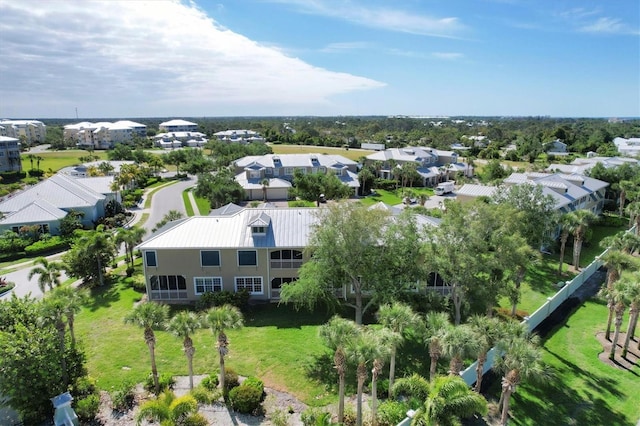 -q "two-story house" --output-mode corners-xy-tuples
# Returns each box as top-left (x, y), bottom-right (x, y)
(159, 119), (199, 133)
(233, 154), (360, 200)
